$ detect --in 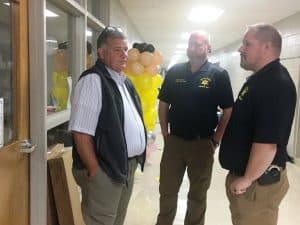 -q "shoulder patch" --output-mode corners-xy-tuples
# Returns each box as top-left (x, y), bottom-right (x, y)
(238, 86), (249, 101)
